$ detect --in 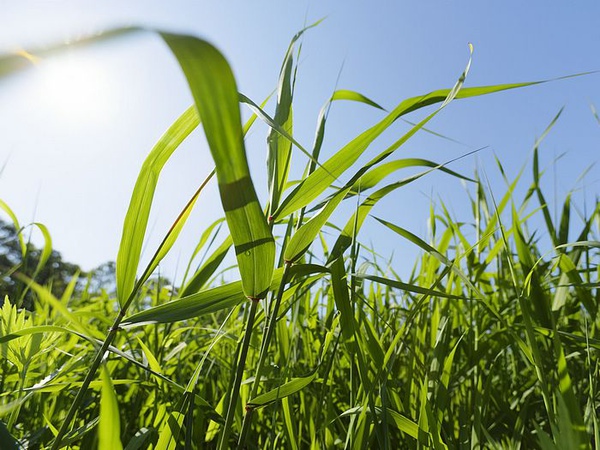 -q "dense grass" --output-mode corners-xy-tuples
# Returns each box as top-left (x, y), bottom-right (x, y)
(0, 26), (598, 449)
